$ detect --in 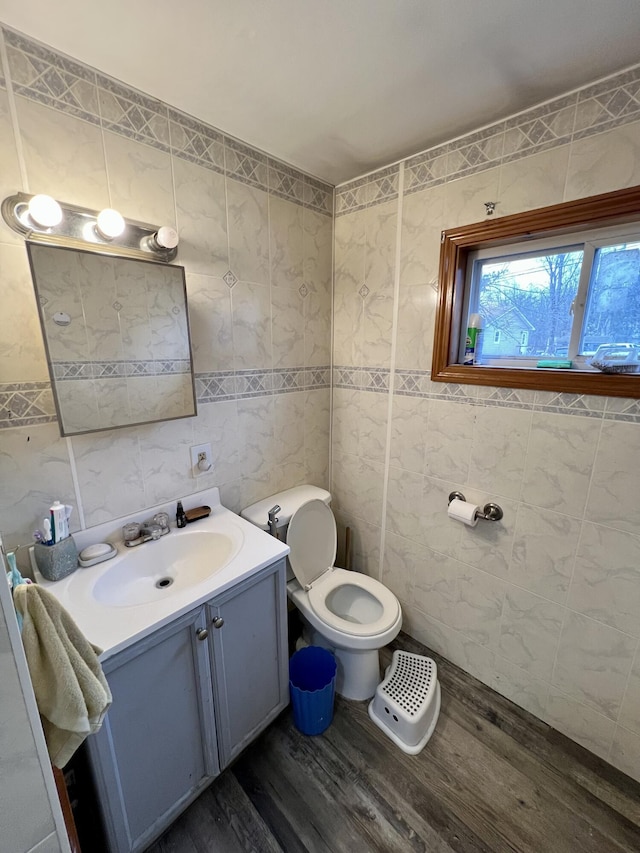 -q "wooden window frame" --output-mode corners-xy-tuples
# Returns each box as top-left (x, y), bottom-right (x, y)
(432, 184), (640, 398)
